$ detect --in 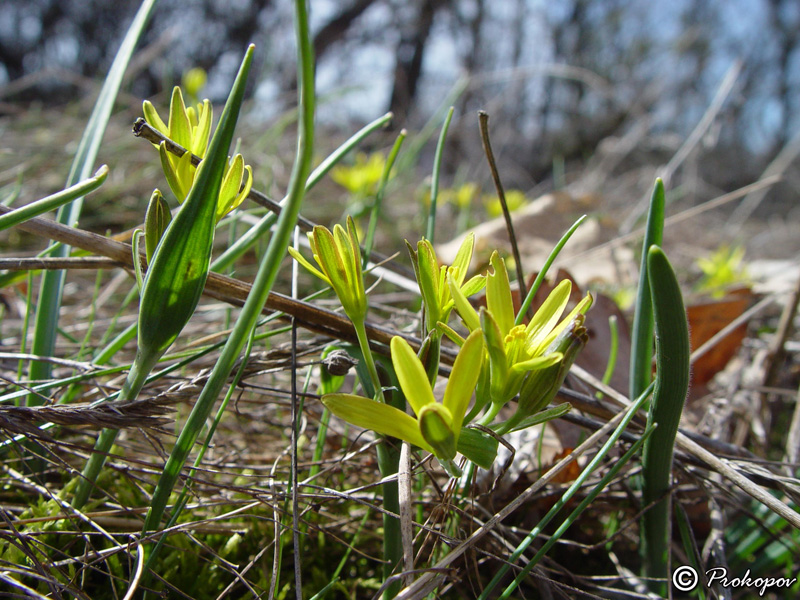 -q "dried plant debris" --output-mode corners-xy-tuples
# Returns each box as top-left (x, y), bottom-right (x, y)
(0, 396), (174, 438)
